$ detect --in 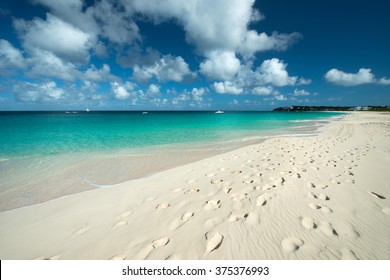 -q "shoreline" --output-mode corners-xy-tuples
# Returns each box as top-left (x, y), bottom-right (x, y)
(0, 112), (389, 259)
(0, 114), (337, 212)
